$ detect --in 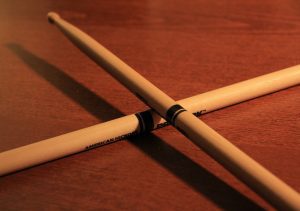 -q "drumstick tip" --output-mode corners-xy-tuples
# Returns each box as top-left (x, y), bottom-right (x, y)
(47, 12), (60, 24)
